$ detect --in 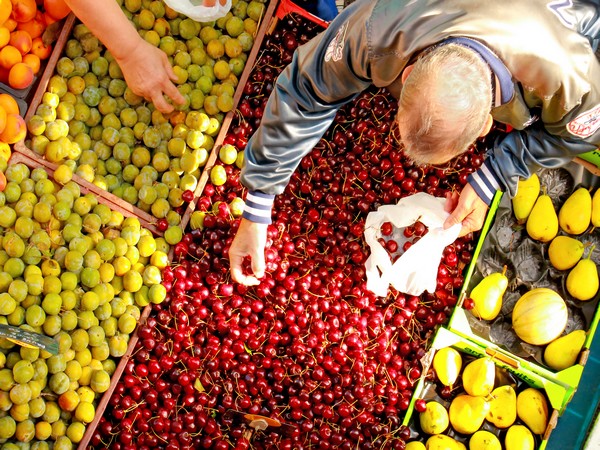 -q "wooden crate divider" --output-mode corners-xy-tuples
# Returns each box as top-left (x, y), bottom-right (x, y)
(179, 0), (280, 232)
